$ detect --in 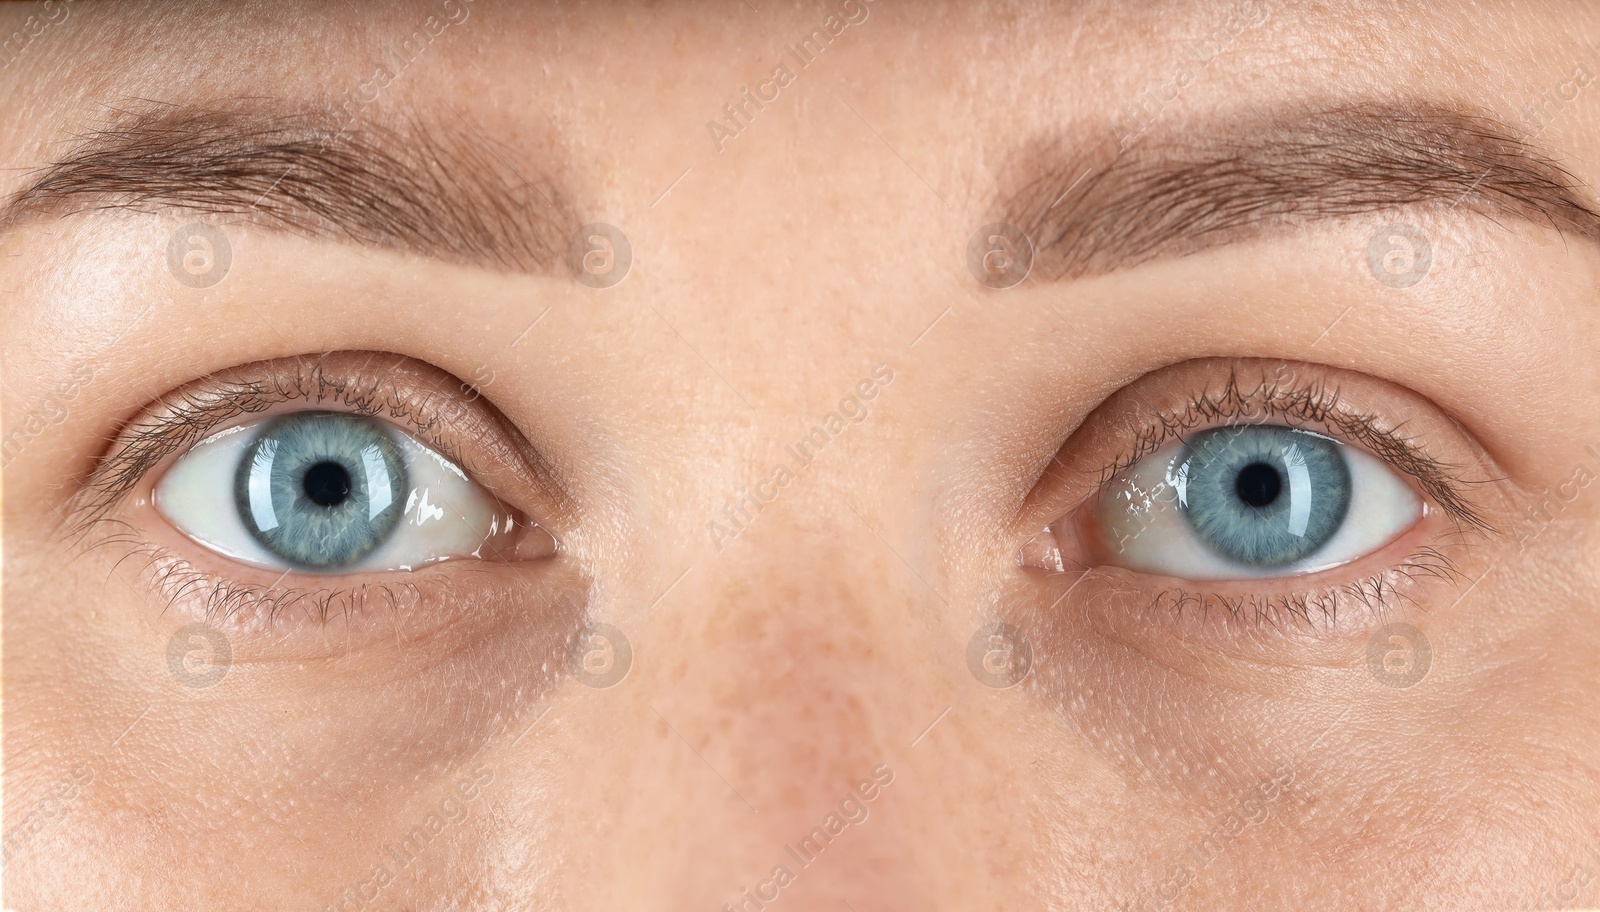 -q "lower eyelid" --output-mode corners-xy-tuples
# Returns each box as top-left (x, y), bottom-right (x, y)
(1013, 528), (1465, 669)
(94, 531), (582, 659)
